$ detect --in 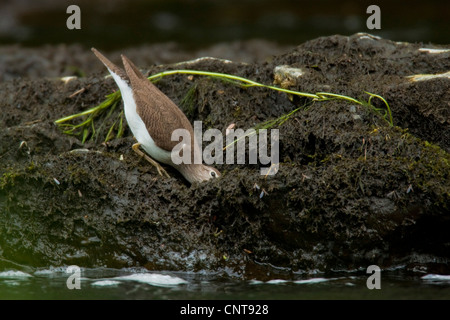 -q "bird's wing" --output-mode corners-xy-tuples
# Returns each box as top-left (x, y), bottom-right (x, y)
(121, 54), (195, 153)
(91, 48), (128, 82)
